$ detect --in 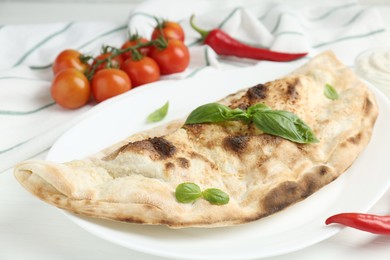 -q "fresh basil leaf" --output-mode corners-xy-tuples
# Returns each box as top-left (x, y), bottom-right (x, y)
(202, 188), (230, 205)
(324, 83), (339, 100)
(175, 182), (202, 203)
(252, 110), (319, 144)
(147, 101), (169, 123)
(185, 103), (248, 124)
